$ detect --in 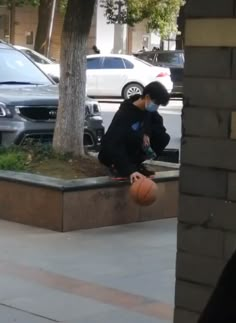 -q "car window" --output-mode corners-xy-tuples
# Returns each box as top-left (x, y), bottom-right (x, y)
(137, 52), (155, 64)
(87, 58), (101, 69)
(24, 49), (50, 65)
(0, 48), (52, 84)
(157, 53), (180, 65)
(103, 57), (125, 69)
(123, 59), (134, 69)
